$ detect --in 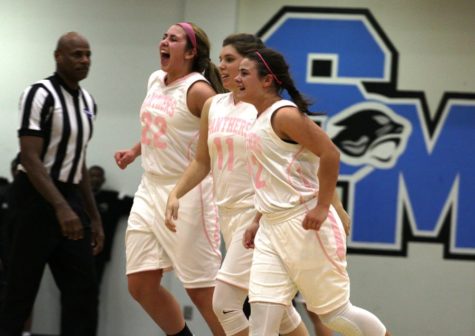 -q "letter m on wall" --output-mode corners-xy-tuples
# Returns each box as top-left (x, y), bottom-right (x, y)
(257, 6), (475, 260)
